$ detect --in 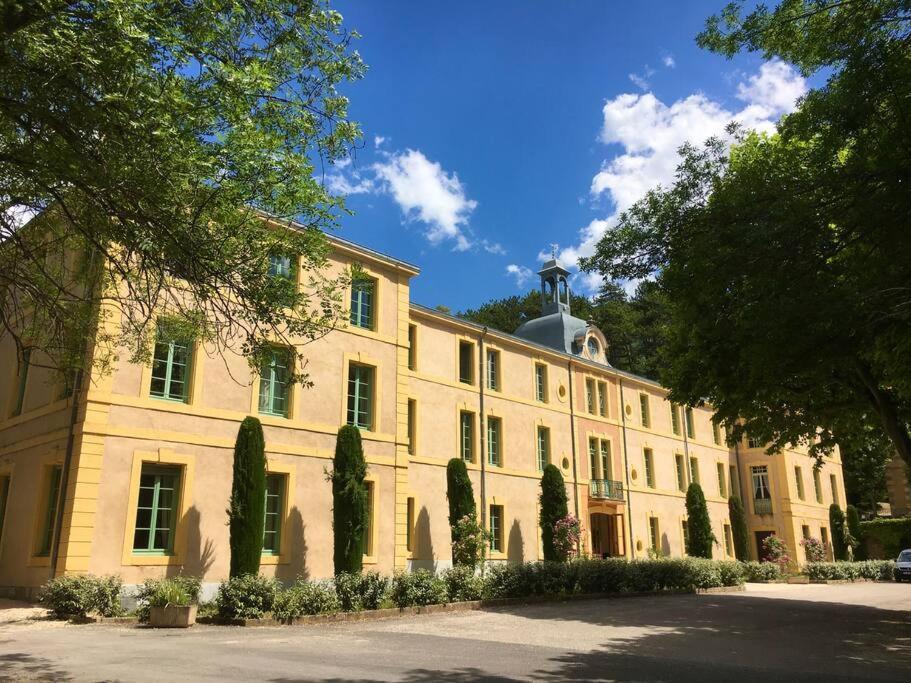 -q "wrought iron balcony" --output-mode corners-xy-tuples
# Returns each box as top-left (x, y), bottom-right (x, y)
(753, 497), (773, 515)
(590, 479), (624, 501)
